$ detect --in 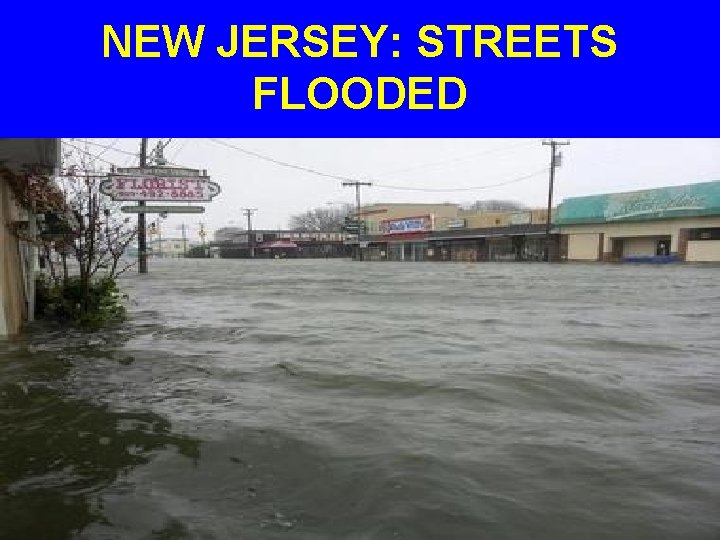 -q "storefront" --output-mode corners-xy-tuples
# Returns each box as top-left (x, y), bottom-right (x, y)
(429, 239), (483, 262)
(379, 215), (432, 262)
(386, 240), (428, 261)
(429, 224), (556, 262)
(556, 180), (720, 262)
